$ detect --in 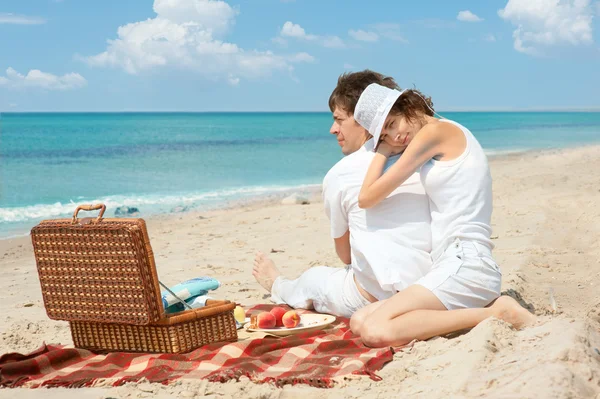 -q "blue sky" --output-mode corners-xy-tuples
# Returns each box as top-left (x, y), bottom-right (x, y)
(0, 0), (599, 112)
